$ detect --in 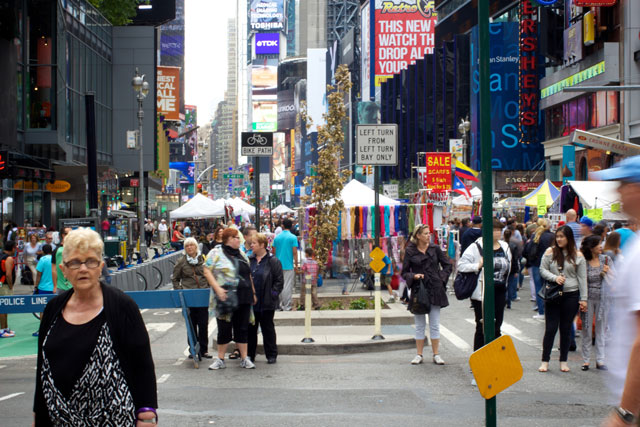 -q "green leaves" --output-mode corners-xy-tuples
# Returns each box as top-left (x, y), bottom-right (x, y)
(88, 0), (137, 26)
